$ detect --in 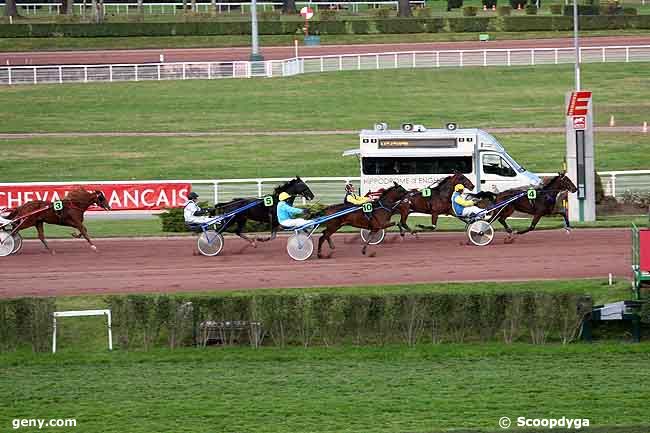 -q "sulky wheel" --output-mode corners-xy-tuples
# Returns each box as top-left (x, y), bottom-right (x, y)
(11, 233), (23, 255)
(466, 220), (494, 246)
(0, 231), (15, 257)
(360, 228), (385, 245)
(286, 232), (314, 261)
(197, 231), (224, 257)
